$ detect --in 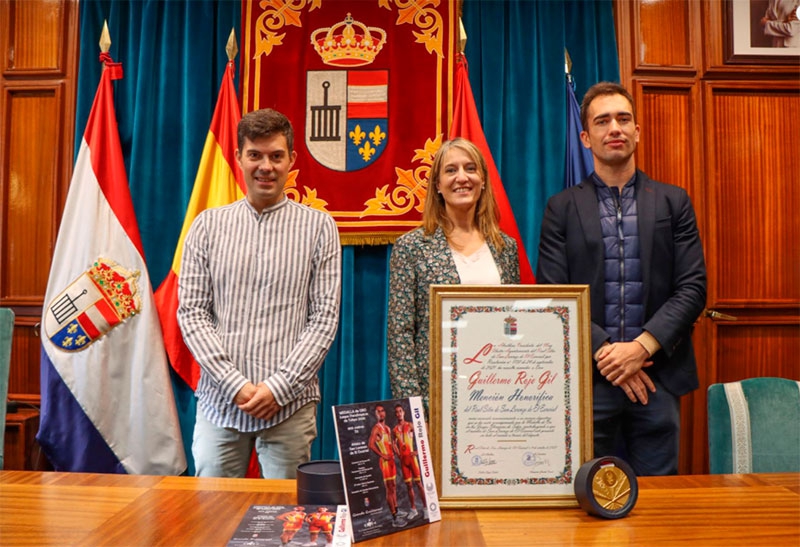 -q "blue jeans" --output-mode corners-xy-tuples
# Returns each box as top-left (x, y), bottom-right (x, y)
(193, 402), (317, 479)
(592, 378), (681, 476)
